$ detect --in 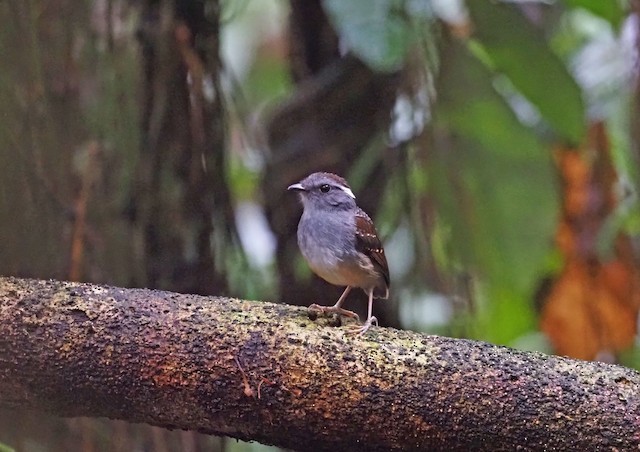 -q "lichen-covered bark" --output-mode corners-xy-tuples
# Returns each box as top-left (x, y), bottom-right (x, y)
(0, 277), (639, 451)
